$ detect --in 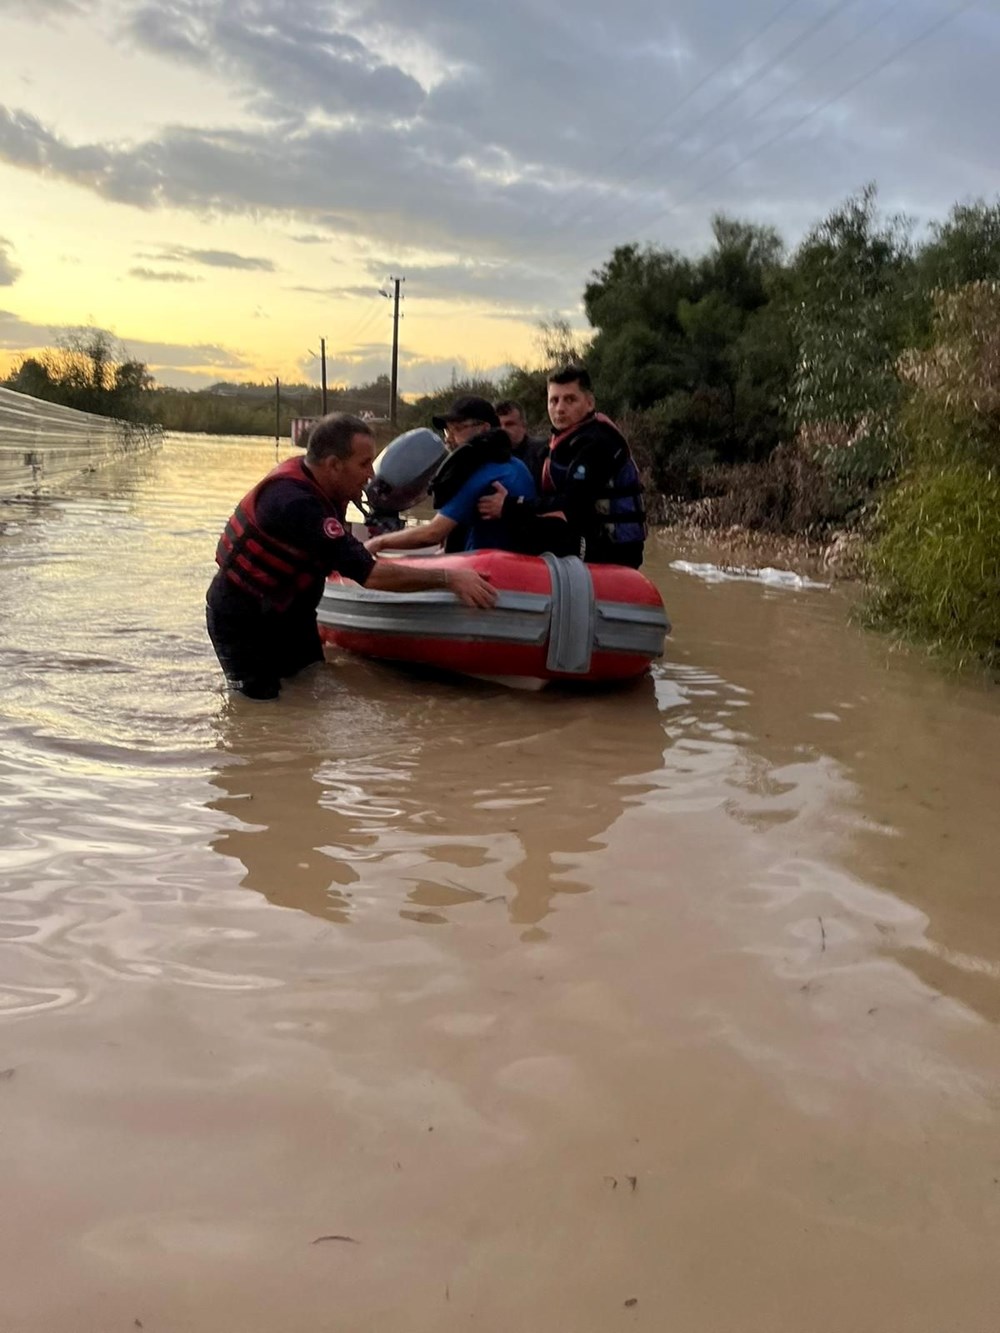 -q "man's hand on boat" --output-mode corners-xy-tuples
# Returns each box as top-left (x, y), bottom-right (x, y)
(365, 558), (497, 609)
(477, 481), (507, 520)
(442, 565), (497, 608)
